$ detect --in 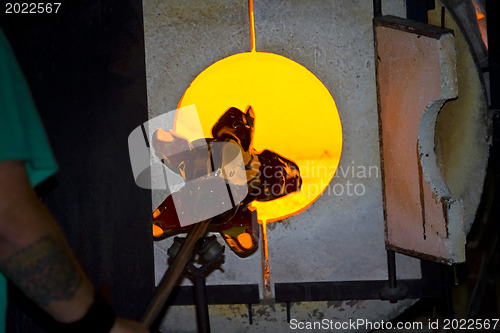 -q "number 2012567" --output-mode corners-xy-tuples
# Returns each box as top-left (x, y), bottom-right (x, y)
(5, 3), (61, 14)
